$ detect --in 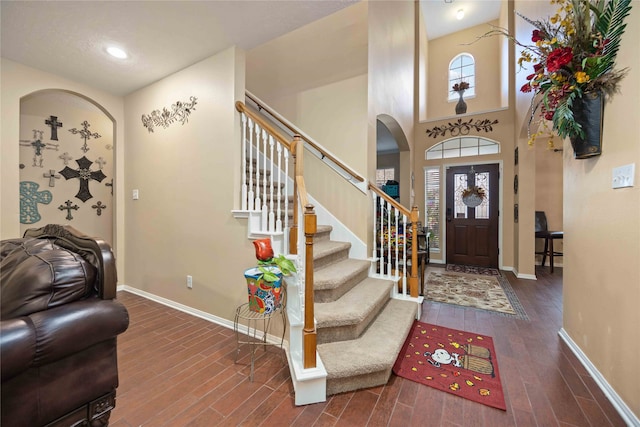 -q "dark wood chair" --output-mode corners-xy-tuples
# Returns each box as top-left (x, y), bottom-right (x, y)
(535, 211), (563, 273)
